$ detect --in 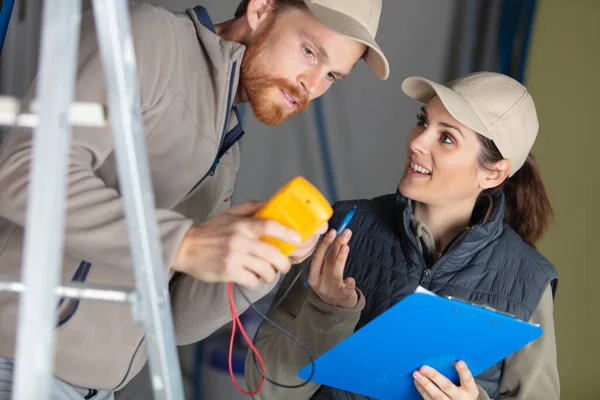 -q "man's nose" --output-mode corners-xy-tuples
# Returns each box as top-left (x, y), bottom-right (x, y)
(298, 69), (320, 96)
